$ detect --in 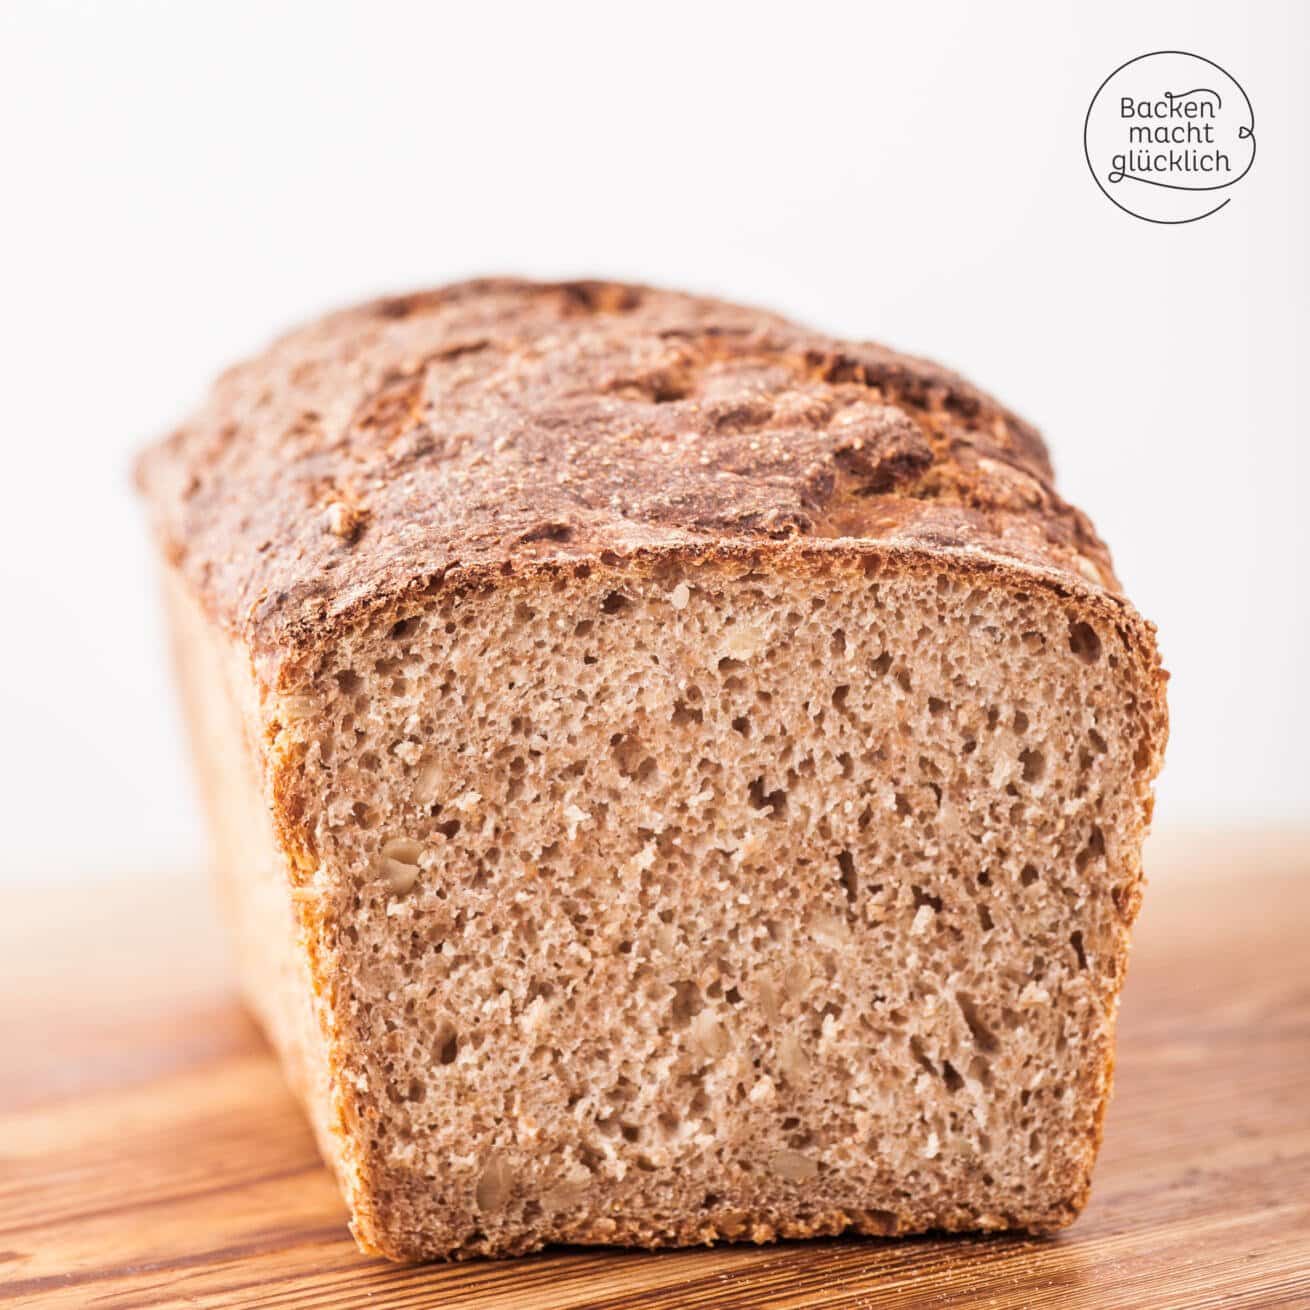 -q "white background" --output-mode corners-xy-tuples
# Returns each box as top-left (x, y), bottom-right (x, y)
(1, 1), (1305, 878)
